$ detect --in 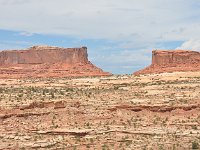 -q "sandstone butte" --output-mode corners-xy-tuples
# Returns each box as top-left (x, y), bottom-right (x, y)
(0, 45), (111, 78)
(134, 49), (200, 75)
